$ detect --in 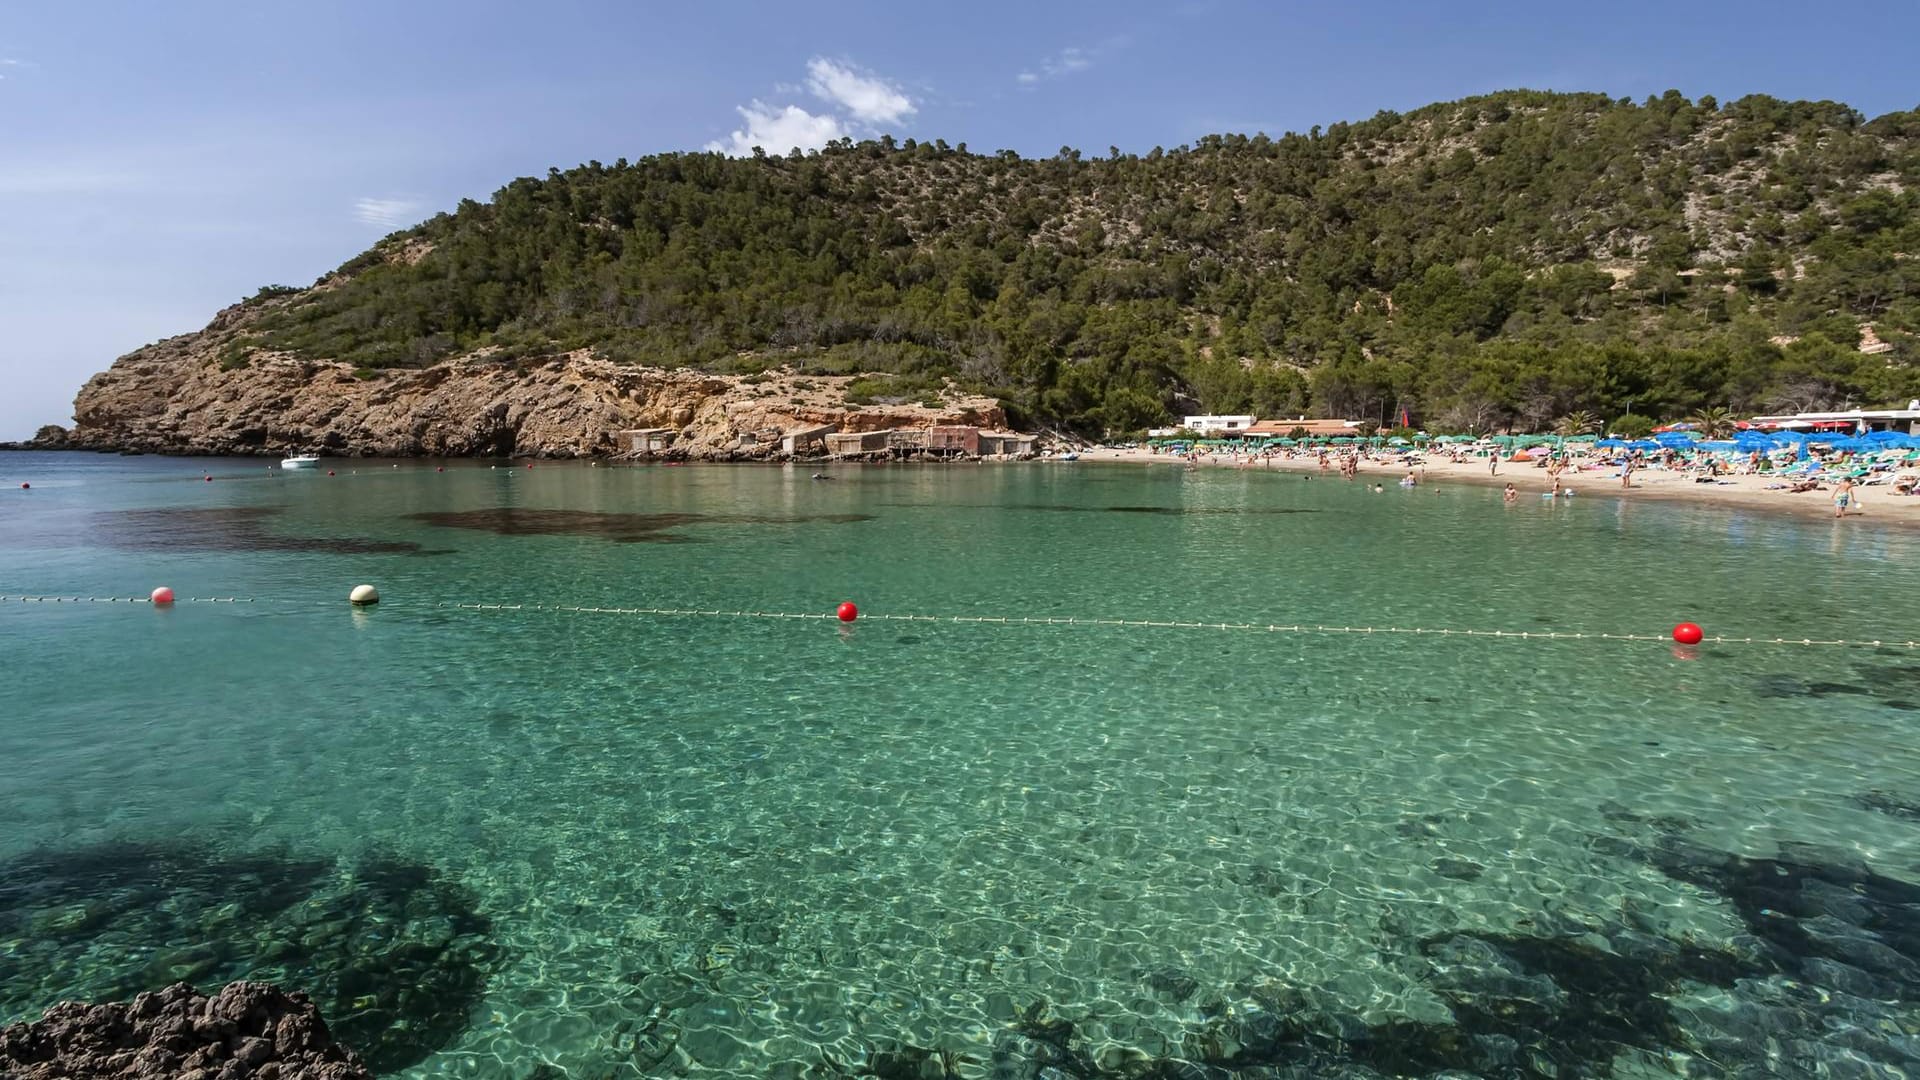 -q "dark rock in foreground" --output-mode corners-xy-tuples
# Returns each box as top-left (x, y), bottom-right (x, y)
(0, 981), (370, 1080)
